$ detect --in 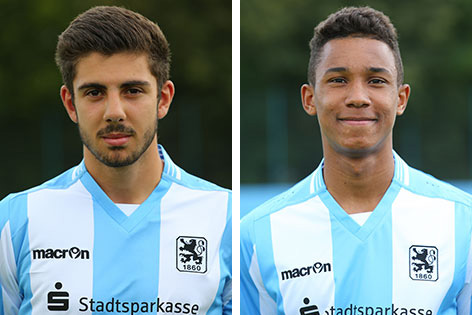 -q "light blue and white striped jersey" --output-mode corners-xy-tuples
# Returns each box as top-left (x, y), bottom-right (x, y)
(241, 152), (472, 315)
(0, 145), (231, 315)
